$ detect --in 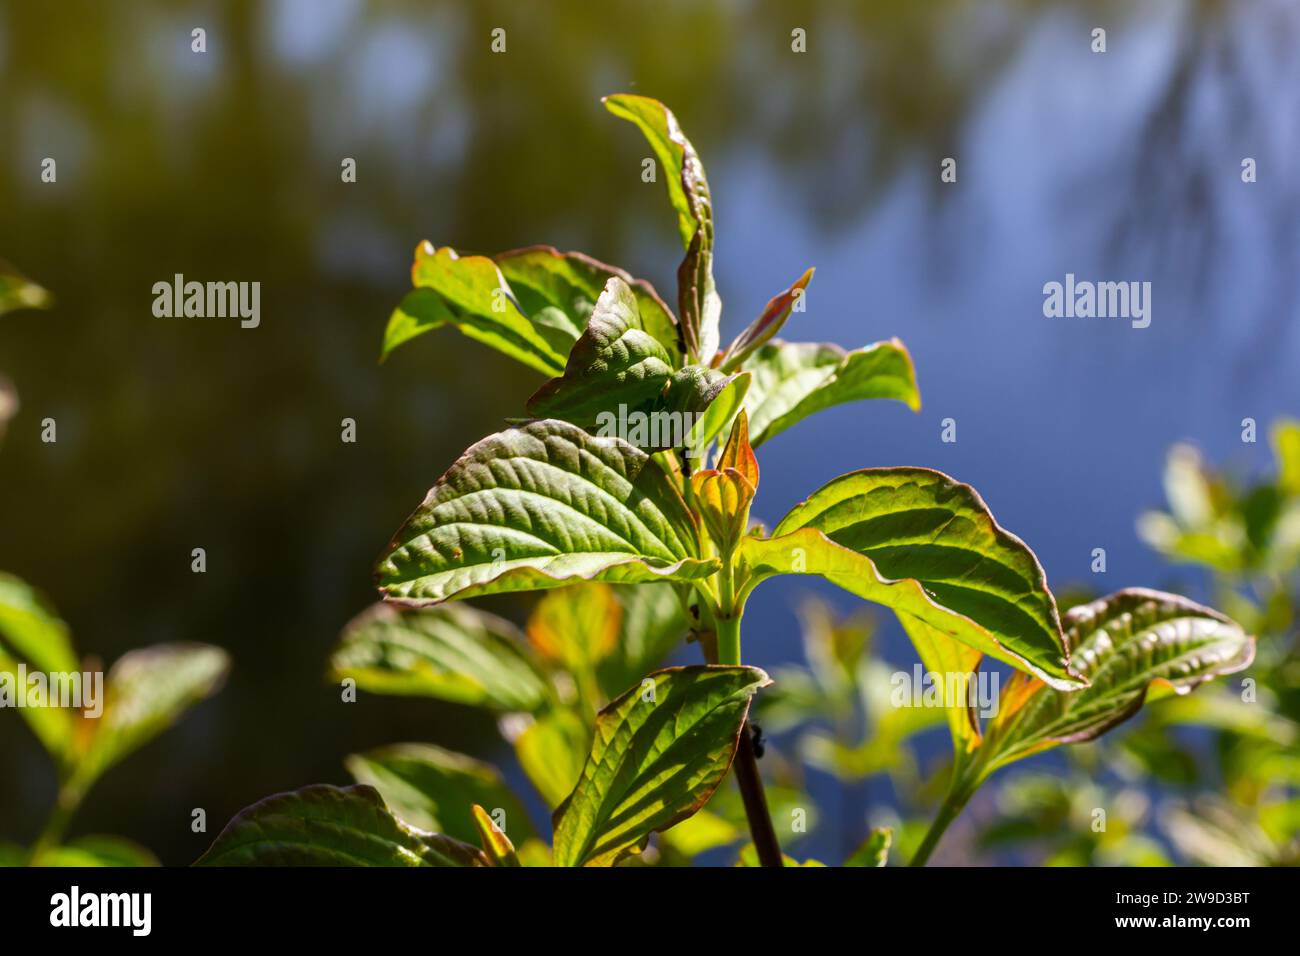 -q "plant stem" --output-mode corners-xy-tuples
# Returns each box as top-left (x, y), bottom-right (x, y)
(908, 785), (971, 867)
(707, 565), (783, 866)
(734, 723), (783, 867)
